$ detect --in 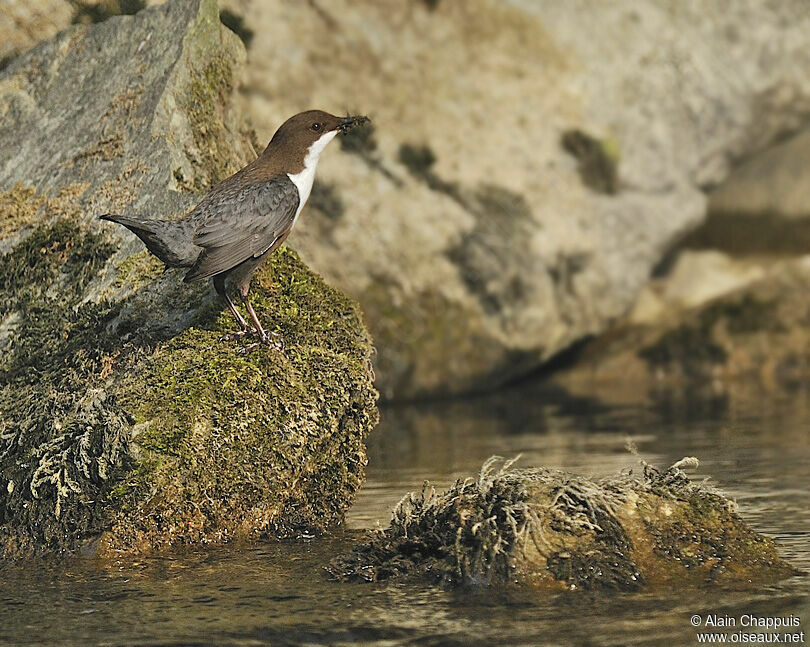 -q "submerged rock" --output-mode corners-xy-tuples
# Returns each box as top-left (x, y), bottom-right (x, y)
(330, 457), (795, 589)
(0, 0), (377, 558)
